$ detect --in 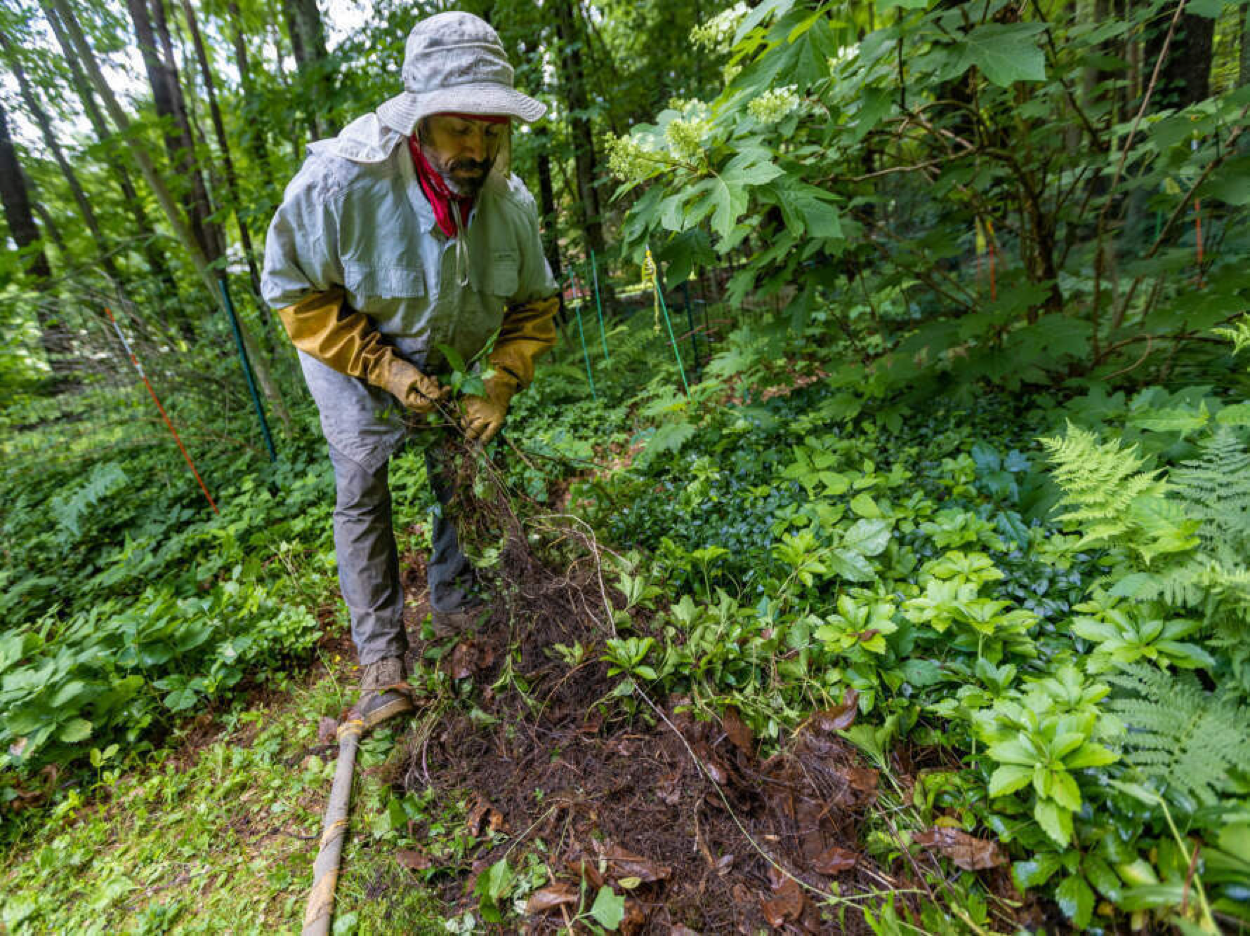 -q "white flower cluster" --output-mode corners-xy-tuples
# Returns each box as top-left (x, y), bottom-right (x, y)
(606, 133), (661, 183)
(665, 119), (709, 163)
(748, 85), (801, 123)
(691, 1), (749, 53)
(663, 101), (712, 164)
